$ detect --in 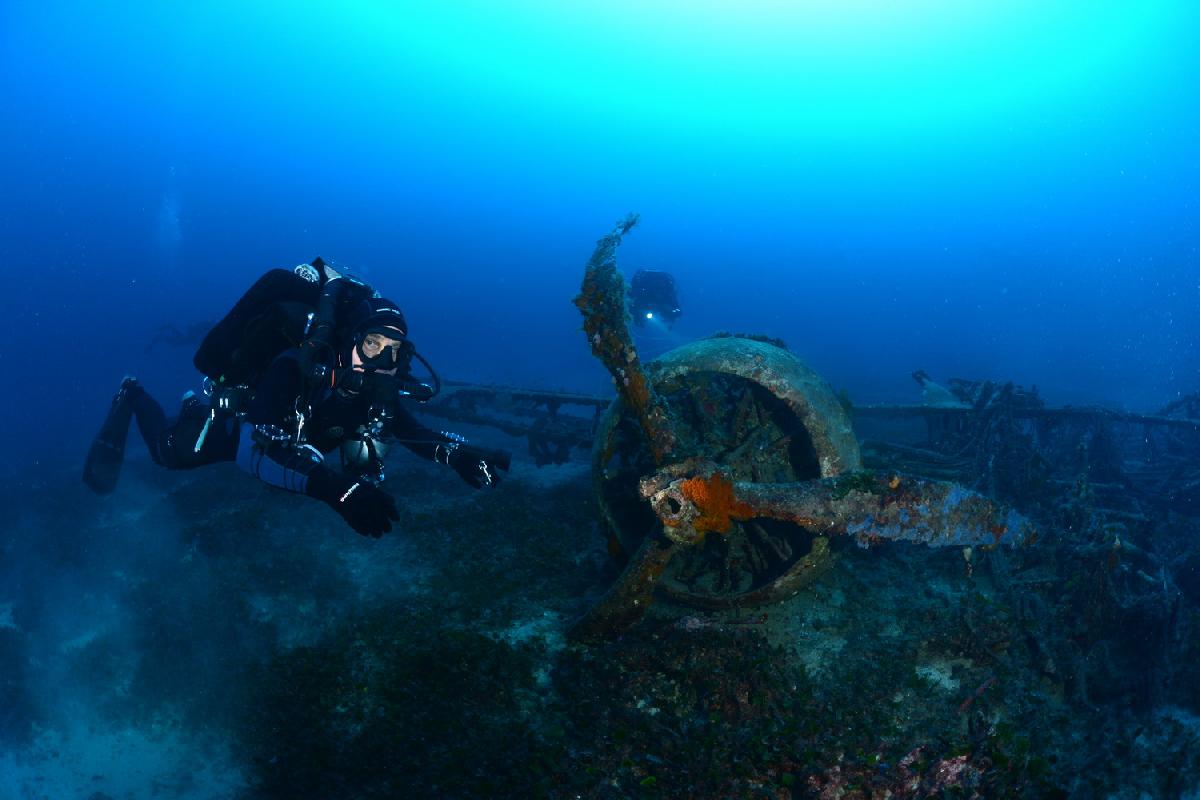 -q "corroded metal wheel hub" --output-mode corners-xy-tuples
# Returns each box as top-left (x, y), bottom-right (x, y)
(571, 218), (1033, 641)
(594, 336), (860, 608)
